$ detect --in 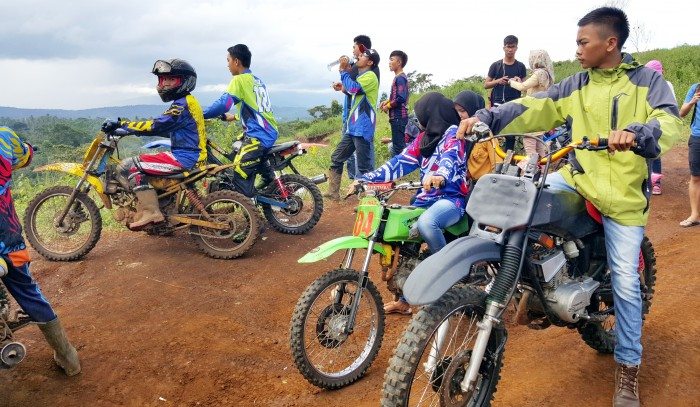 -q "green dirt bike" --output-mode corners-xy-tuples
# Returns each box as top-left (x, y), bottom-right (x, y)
(289, 181), (473, 389)
(23, 129), (260, 261)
